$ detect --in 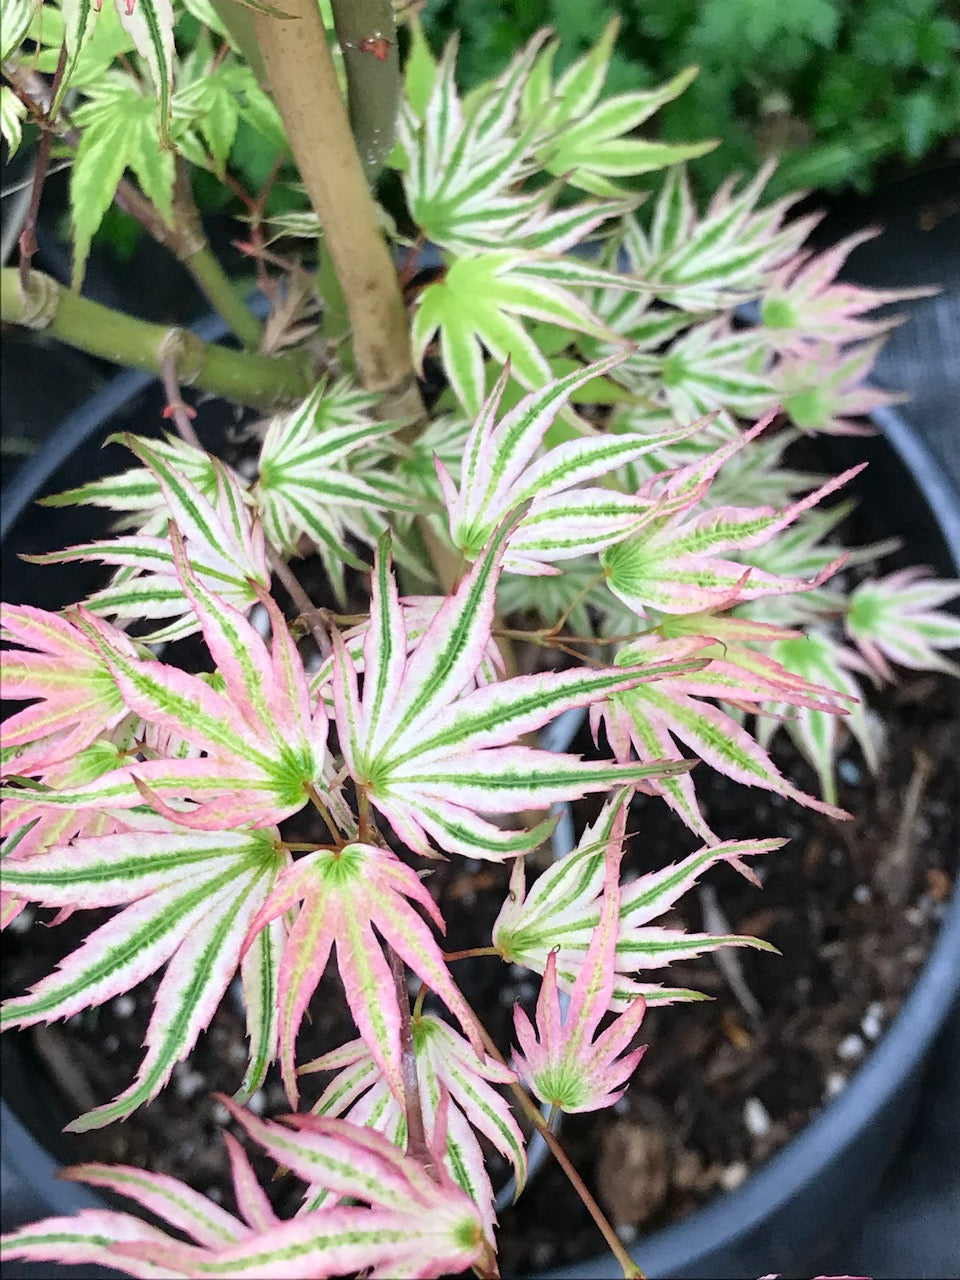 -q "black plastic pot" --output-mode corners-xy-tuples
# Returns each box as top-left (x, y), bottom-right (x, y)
(550, 407), (960, 1280)
(2, 342), (959, 1280)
